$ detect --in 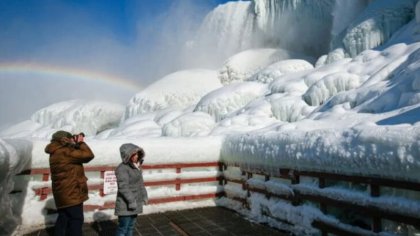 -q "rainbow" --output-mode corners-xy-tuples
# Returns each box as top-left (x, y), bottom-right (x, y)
(0, 62), (143, 91)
